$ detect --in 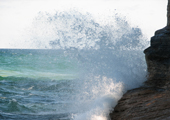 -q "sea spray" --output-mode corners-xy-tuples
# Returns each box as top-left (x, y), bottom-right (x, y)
(27, 11), (148, 119)
(0, 11), (148, 120)
(71, 76), (124, 120)
(27, 11), (148, 50)
(28, 11), (147, 120)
